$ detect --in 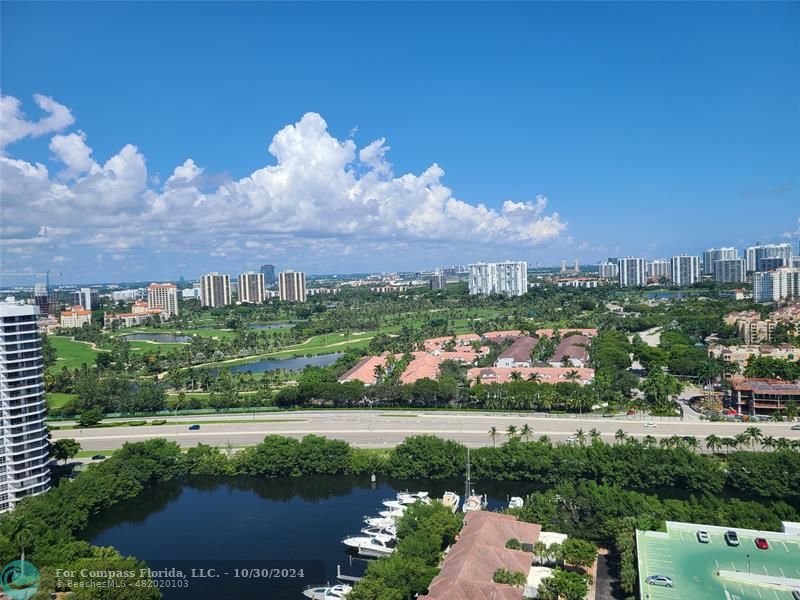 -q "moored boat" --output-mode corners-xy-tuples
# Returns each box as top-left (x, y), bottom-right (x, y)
(302, 583), (352, 599)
